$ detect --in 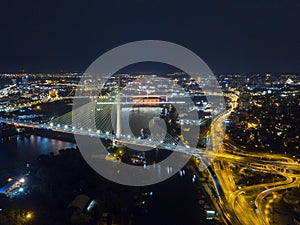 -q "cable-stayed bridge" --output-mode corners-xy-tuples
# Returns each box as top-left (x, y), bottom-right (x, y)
(0, 95), (211, 157)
